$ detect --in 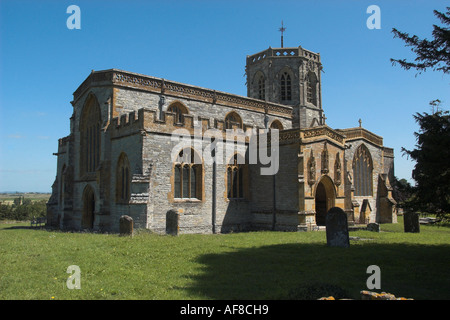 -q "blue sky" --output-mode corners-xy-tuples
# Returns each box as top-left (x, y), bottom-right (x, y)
(0, 0), (449, 192)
